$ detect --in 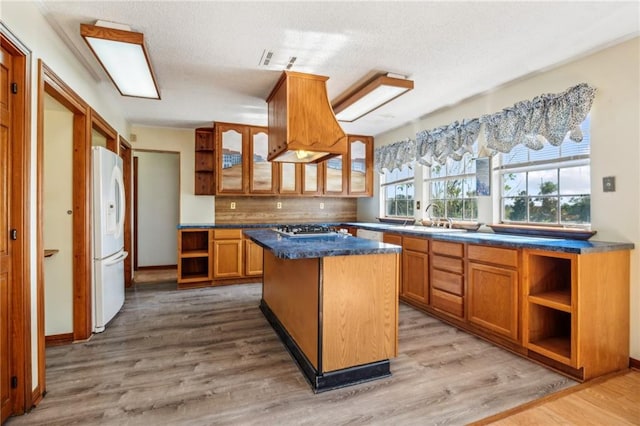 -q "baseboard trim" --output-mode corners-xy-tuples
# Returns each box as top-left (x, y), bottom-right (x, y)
(45, 333), (74, 347)
(630, 357), (640, 369)
(136, 264), (177, 271)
